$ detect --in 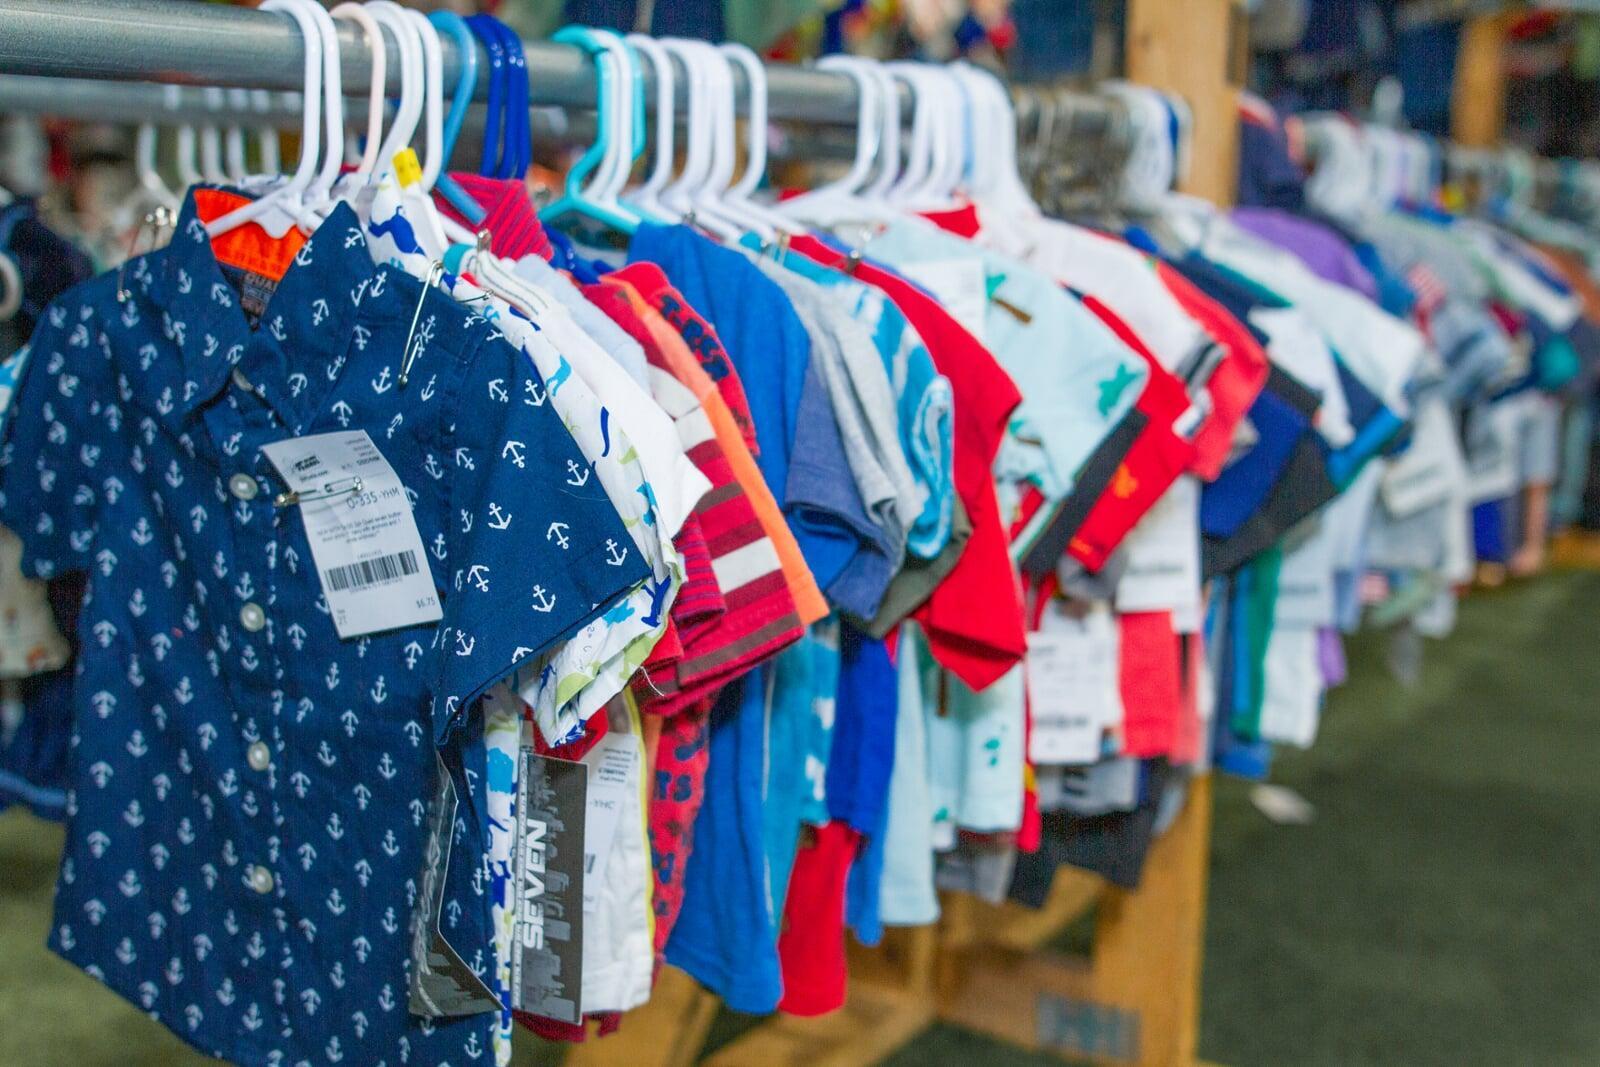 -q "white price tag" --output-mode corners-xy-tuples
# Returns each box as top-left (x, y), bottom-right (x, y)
(261, 430), (441, 639)
(1115, 477), (1201, 616)
(1026, 606), (1122, 765)
(581, 732), (639, 915)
